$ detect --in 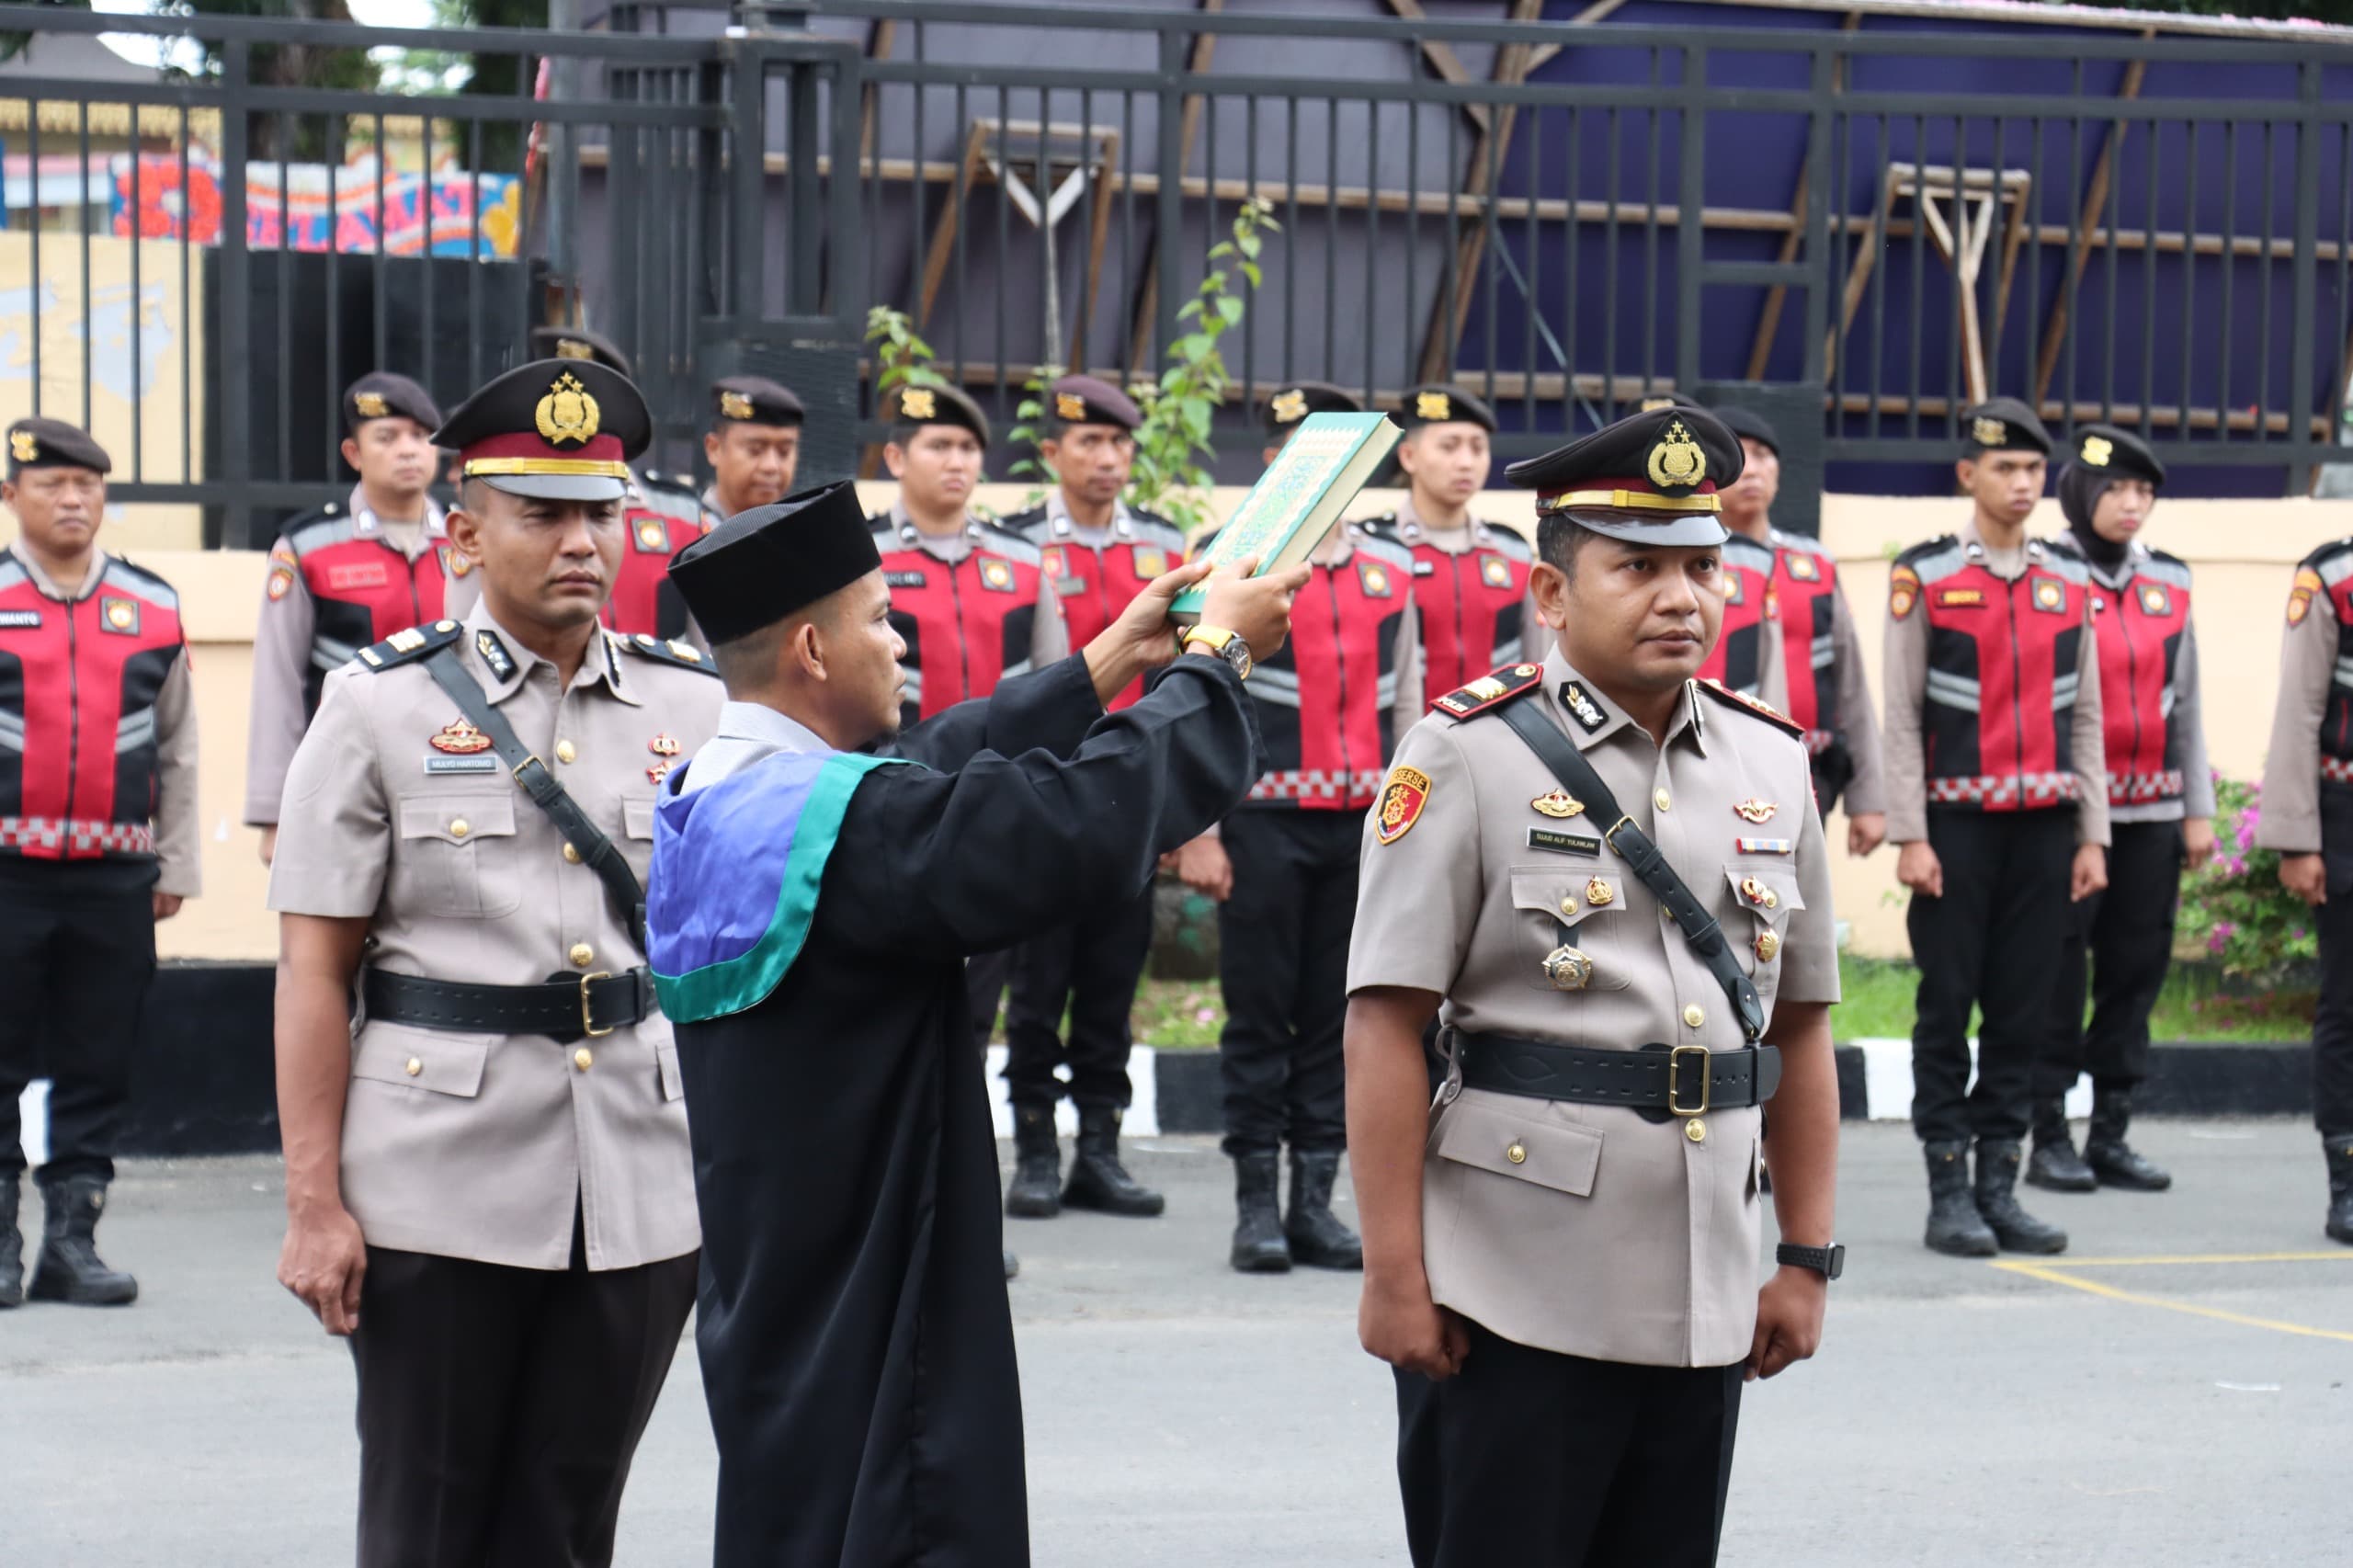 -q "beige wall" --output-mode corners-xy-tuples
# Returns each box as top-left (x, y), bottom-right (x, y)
(16, 486), (2353, 962)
